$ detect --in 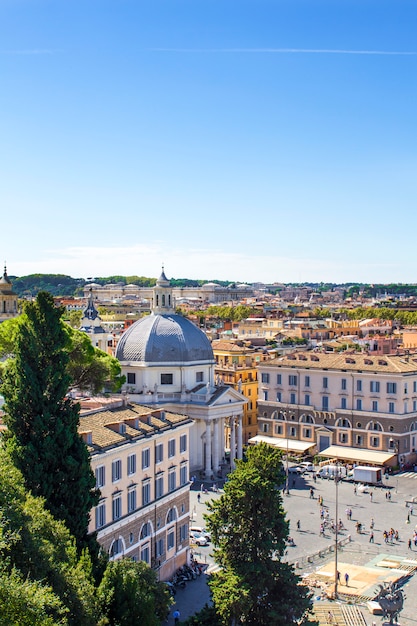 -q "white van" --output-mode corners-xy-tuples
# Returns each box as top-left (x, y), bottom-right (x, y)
(318, 465), (347, 480)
